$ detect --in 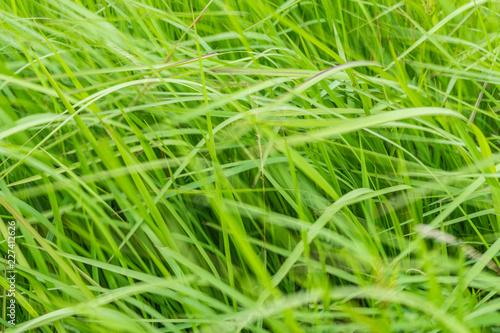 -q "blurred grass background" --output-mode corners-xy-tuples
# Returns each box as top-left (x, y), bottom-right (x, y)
(0, 0), (500, 332)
